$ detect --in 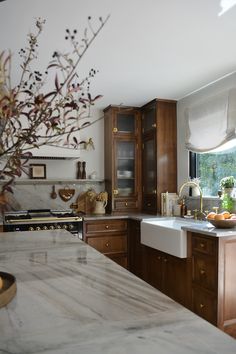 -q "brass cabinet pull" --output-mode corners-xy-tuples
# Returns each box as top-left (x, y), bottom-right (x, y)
(153, 189), (157, 194)
(105, 242), (109, 247)
(125, 202), (128, 206)
(200, 269), (206, 275)
(113, 127), (118, 133)
(113, 189), (118, 195)
(105, 225), (109, 229)
(200, 303), (205, 309)
(152, 123), (157, 128)
(200, 243), (205, 248)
